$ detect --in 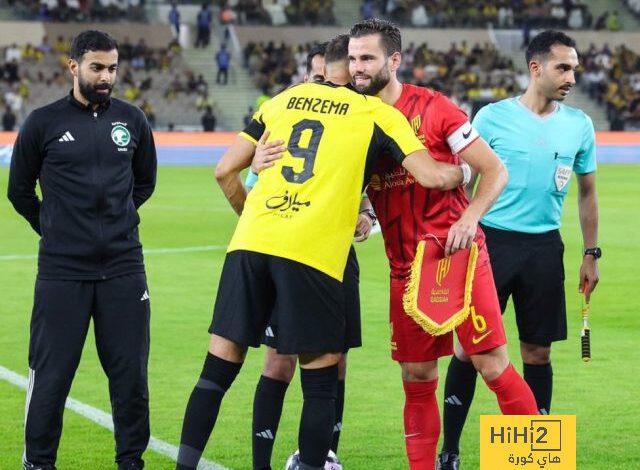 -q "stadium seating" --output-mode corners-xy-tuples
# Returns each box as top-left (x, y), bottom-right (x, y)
(224, 0), (336, 26)
(242, 38), (526, 117)
(2, 1), (640, 131)
(580, 43), (640, 130)
(360, 0), (593, 30)
(0, 37), (210, 129)
(8, 0), (146, 22)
